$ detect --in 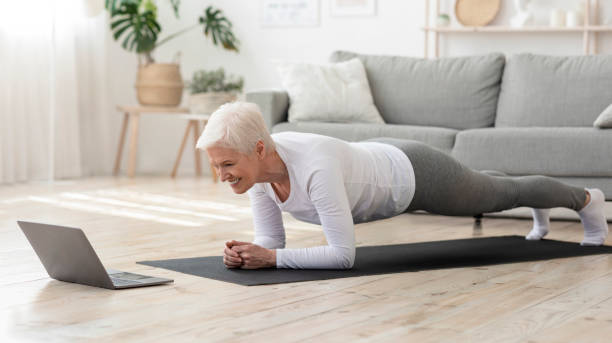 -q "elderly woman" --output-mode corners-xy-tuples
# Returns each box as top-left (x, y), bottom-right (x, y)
(196, 102), (608, 270)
